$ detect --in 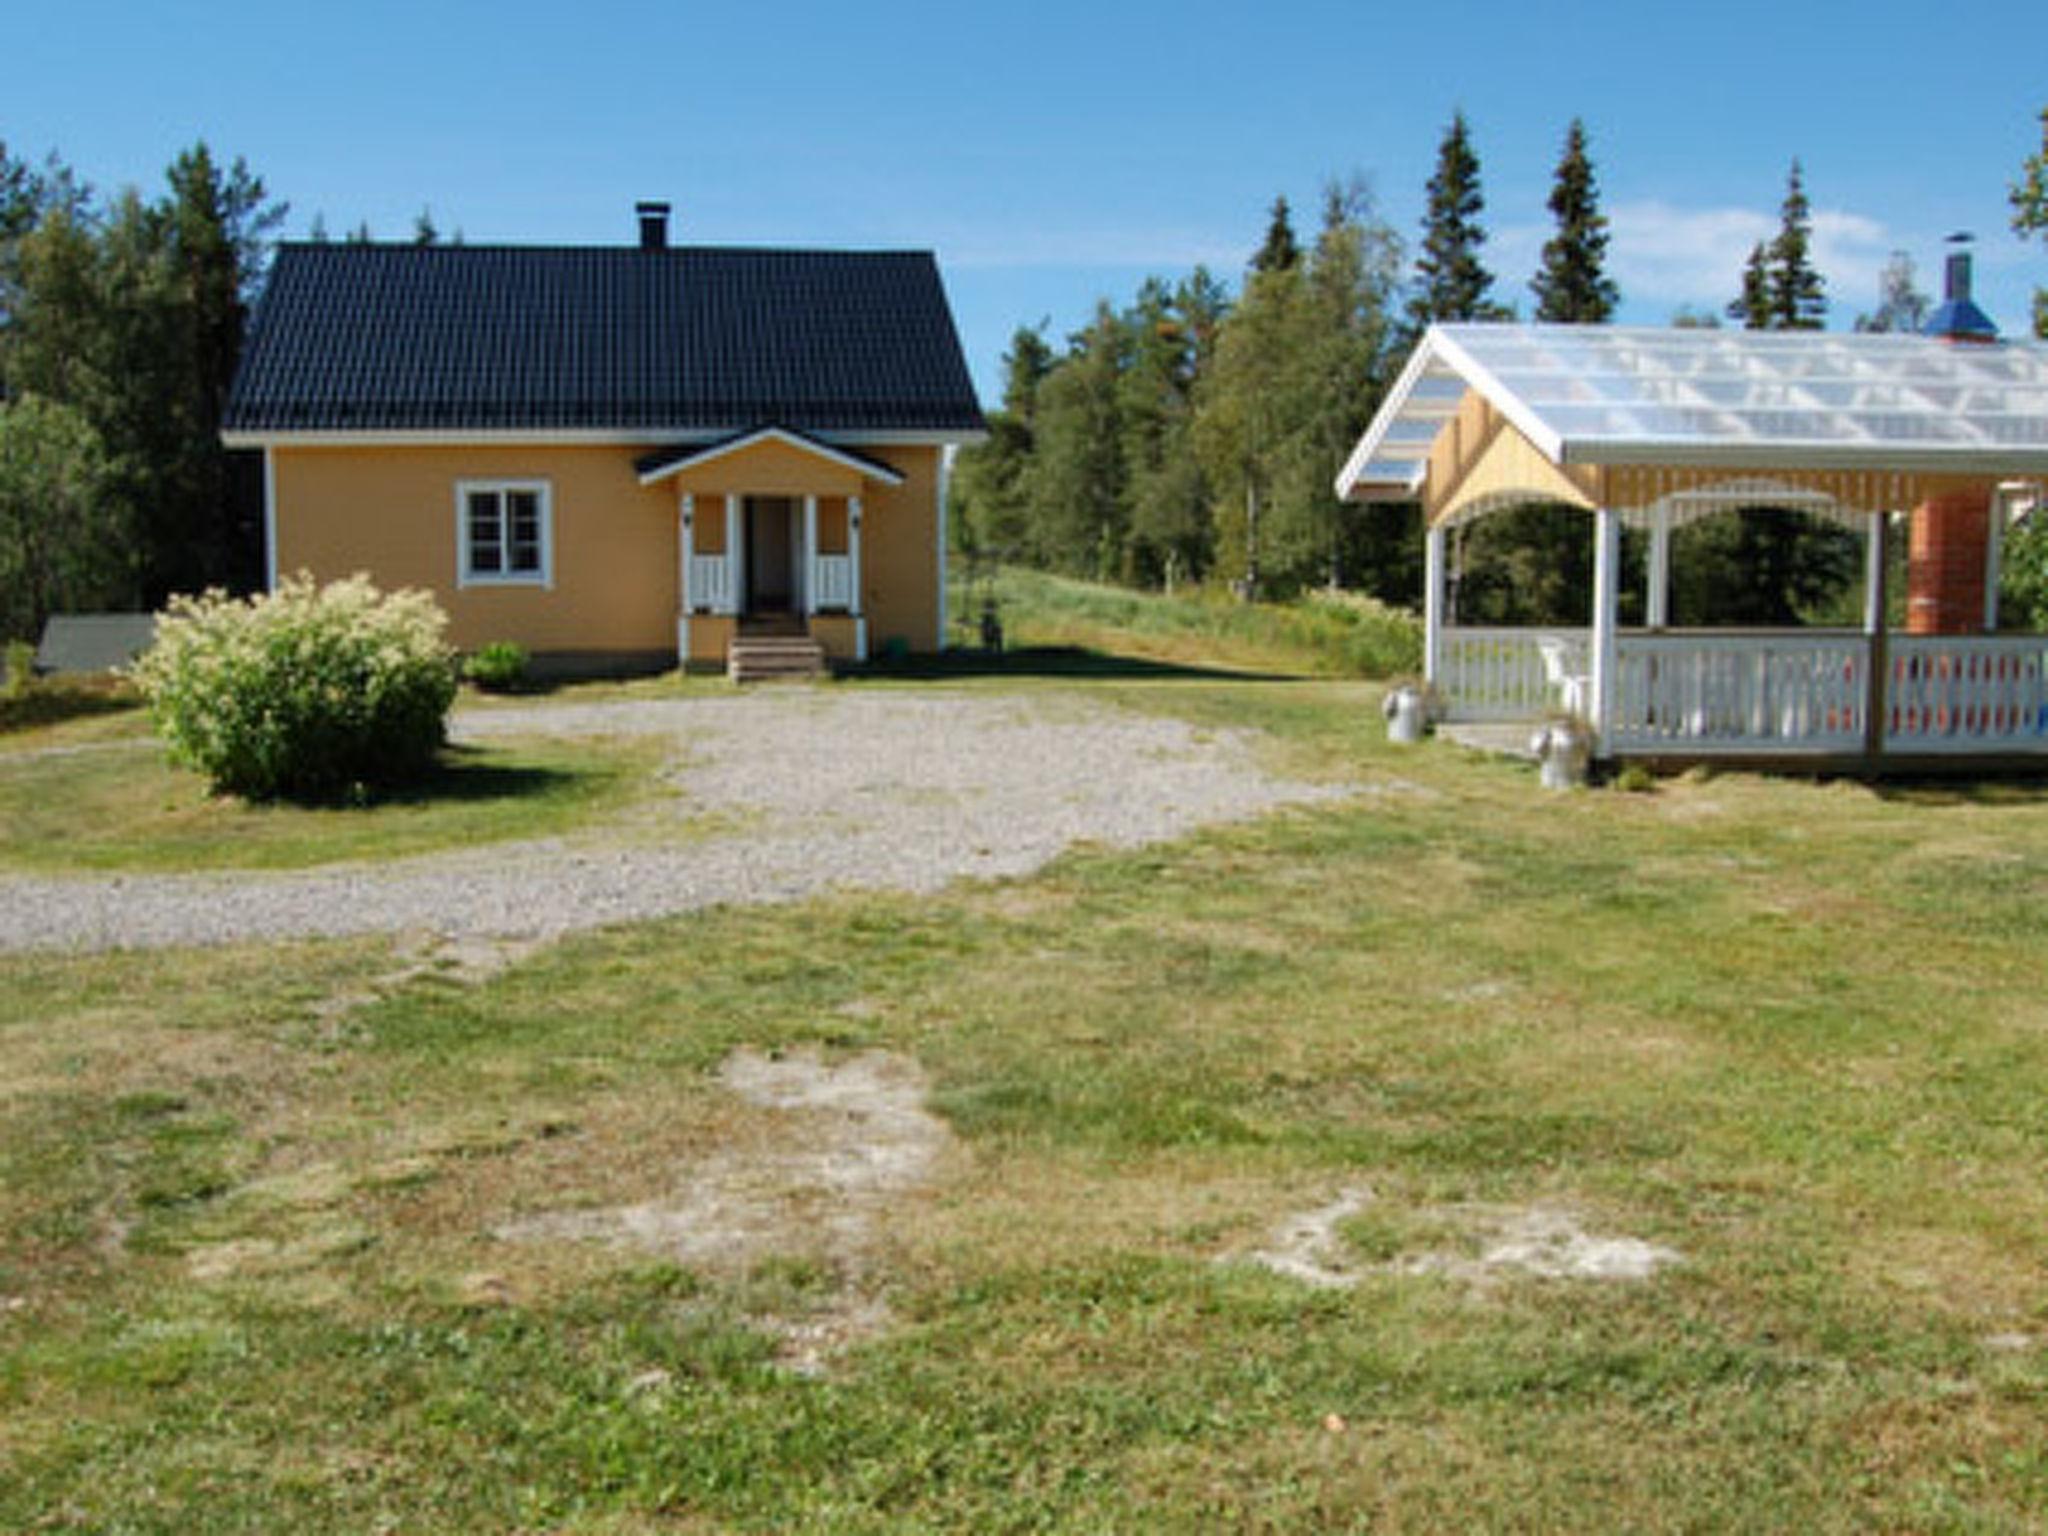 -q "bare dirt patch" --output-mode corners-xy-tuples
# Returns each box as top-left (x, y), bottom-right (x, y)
(496, 1047), (952, 1373)
(1239, 1186), (1681, 1289)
